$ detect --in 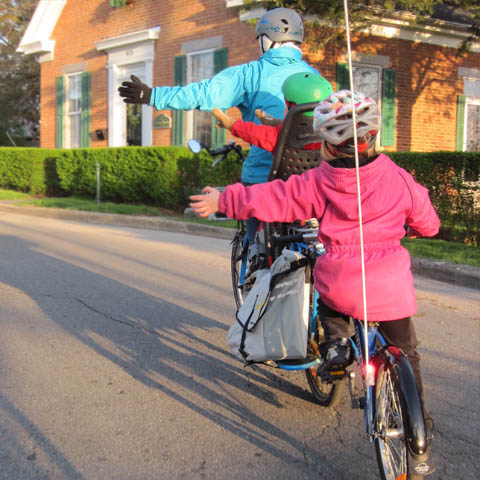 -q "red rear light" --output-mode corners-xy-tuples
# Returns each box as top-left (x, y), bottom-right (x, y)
(364, 362), (376, 386)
